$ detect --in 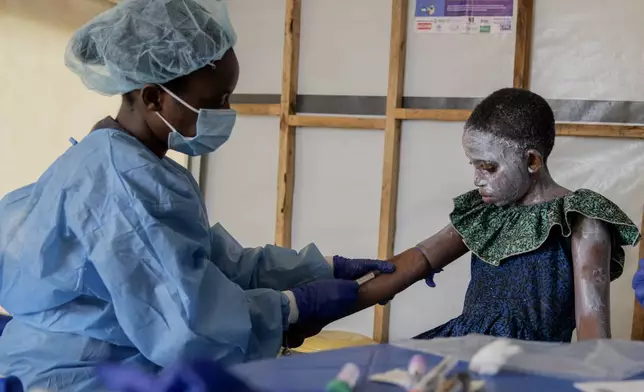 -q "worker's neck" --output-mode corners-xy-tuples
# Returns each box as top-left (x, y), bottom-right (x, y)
(115, 105), (168, 159)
